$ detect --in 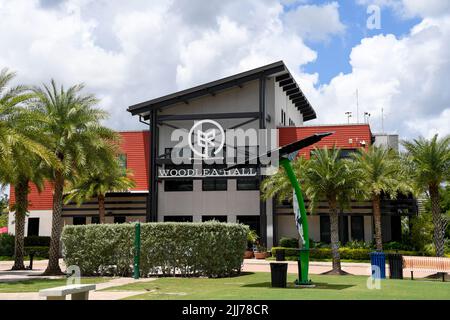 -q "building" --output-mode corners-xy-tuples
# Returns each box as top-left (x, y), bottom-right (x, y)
(8, 61), (417, 248)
